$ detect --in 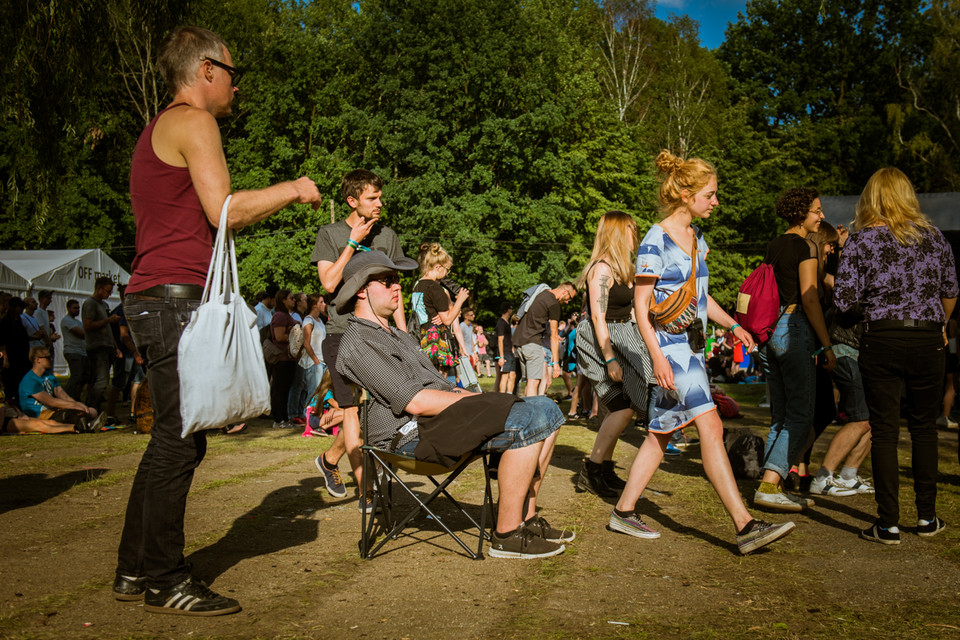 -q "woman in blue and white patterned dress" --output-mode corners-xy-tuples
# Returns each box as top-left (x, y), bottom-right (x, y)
(608, 150), (795, 555)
